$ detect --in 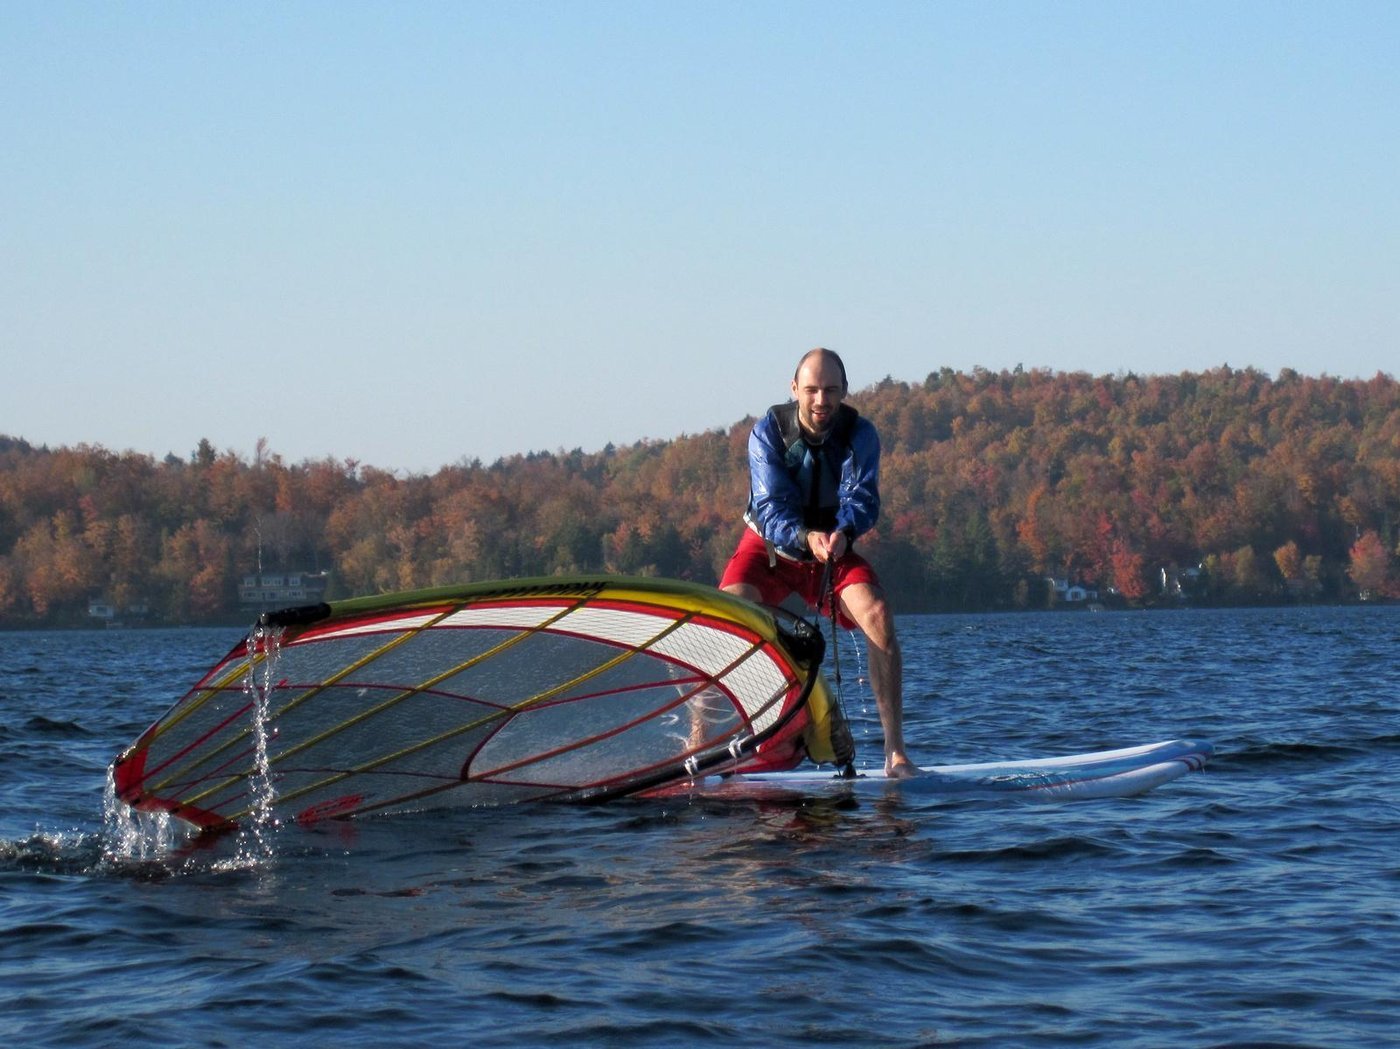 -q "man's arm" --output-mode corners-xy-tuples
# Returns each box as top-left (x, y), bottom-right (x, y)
(745, 413), (808, 554)
(835, 418), (881, 538)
